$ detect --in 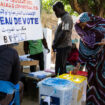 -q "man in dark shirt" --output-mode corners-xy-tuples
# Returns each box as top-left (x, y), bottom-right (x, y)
(0, 45), (20, 84)
(52, 2), (73, 75)
(0, 45), (23, 104)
